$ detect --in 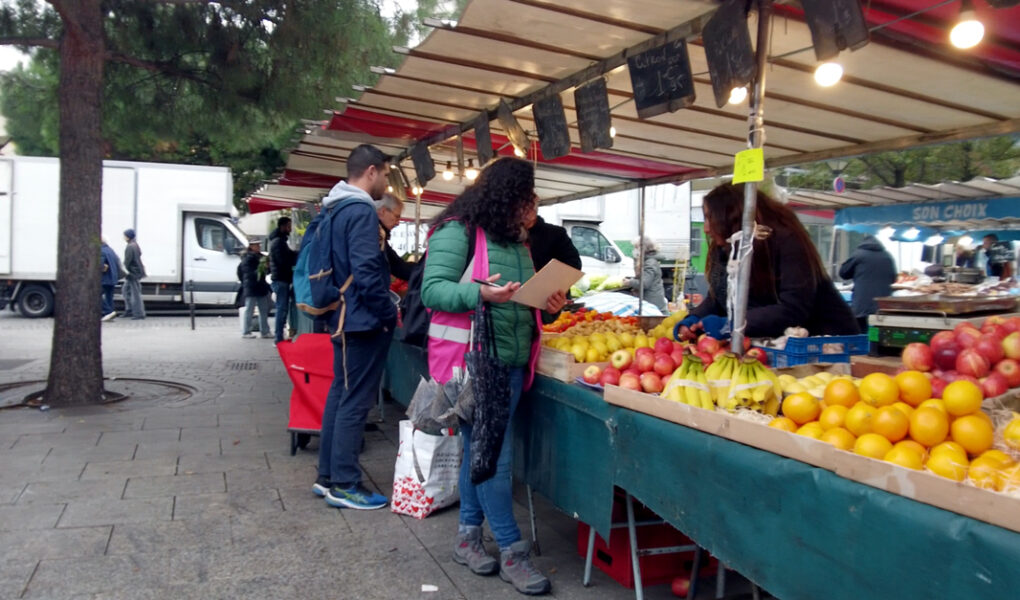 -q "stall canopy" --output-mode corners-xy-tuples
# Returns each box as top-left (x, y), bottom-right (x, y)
(787, 175), (1020, 209)
(246, 0), (1020, 214)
